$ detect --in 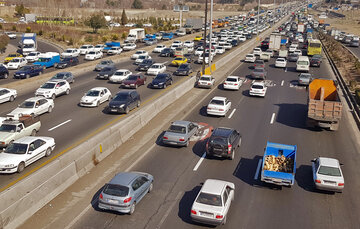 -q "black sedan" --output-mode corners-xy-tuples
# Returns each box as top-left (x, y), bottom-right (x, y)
(136, 59), (154, 71)
(174, 64), (193, 76)
(148, 73), (173, 89)
(97, 66), (117, 80)
(107, 90), (141, 114)
(310, 54), (322, 67)
(160, 48), (174, 57)
(56, 57), (79, 69)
